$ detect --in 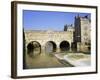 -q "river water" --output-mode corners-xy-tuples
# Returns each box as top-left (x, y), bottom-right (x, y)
(24, 52), (73, 69)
